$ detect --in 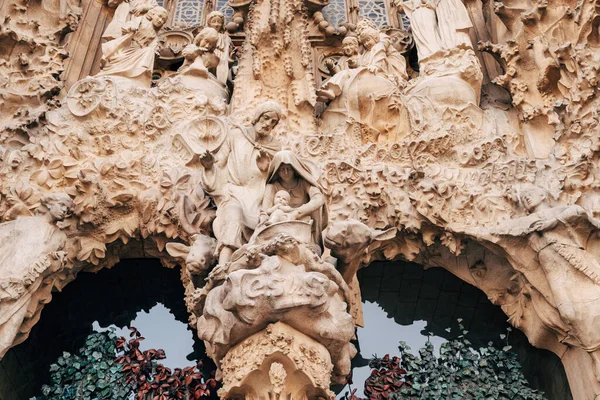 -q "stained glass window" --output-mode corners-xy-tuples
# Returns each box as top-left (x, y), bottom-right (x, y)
(322, 0), (346, 28)
(400, 13), (410, 30)
(358, 0), (389, 27)
(215, 0), (234, 23)
(173, 0), (204, 26)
